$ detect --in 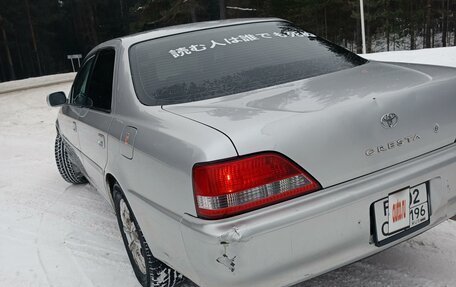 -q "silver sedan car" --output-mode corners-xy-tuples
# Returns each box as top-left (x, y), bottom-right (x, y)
(47, 18), (456, 287)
